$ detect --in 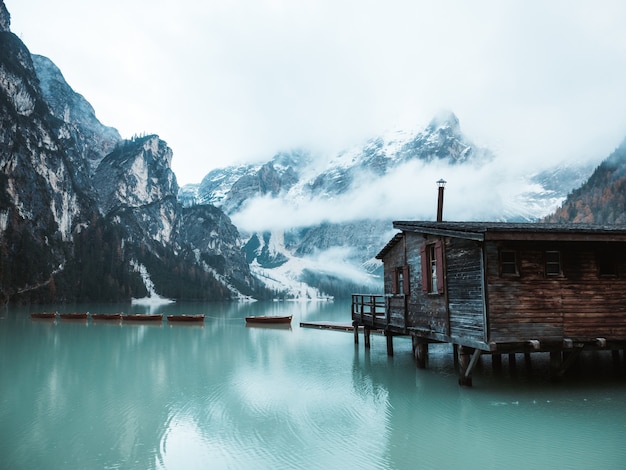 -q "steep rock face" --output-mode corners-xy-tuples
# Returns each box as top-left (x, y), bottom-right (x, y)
(91, 135), (263, 300)
(185, 150), (311, 212)
(0, 1), (263, 302)
(305, 112), (492, 197)
(94, 136), (177, 218)
(32, 55), (121, 174)
(181, 204), (261, 295)
(0, 29), (97, 301)
(0, 1), (9, 33)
